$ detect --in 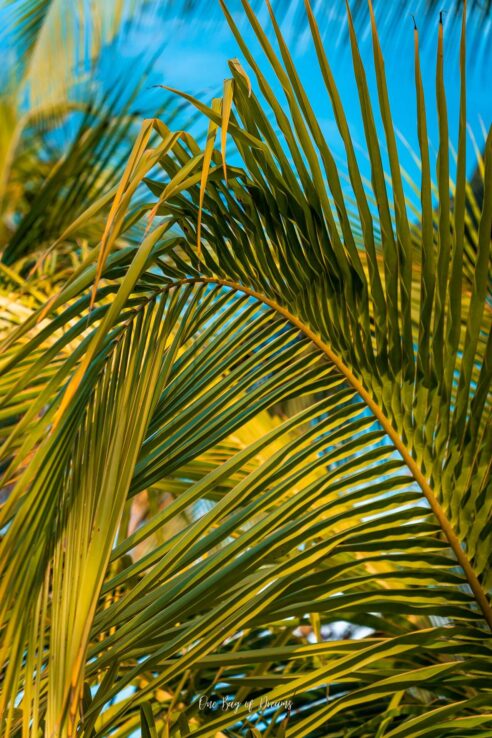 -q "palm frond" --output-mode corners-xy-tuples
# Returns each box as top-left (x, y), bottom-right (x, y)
(0, 1), (491, 737)
(3, 0), (155, 106)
